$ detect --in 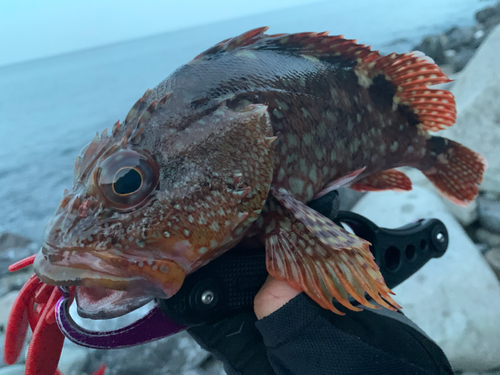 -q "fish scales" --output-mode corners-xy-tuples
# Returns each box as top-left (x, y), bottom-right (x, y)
(33, 28), (485, 319)
(135, 43), (425, 203)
